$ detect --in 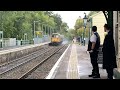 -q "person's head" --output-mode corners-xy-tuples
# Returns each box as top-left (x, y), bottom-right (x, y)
(92, 26), (97, 32)
(104, 24), (110, 32)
